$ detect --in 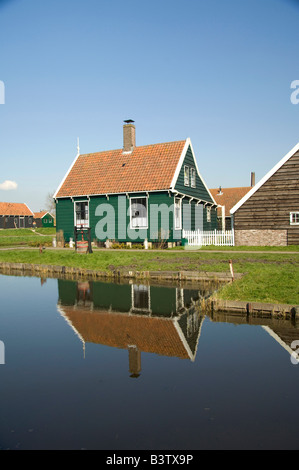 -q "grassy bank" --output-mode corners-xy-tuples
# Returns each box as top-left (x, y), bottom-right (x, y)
(0, 248), (298, 305)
